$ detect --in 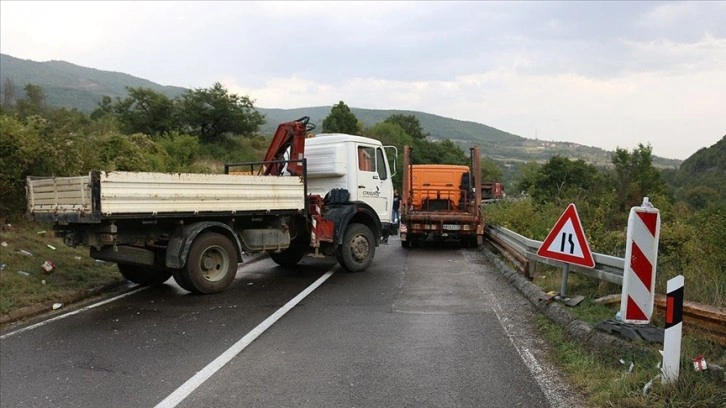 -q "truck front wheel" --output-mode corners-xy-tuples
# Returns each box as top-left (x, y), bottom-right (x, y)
(118, 264), (172, 286)
(337, 223), (375, 272)
(182, 232), (238, 294)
